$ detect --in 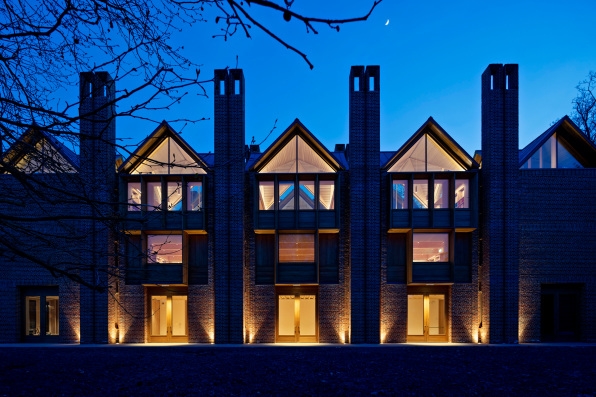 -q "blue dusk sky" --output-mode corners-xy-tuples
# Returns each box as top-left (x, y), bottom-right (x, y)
(117, 0), (596, 158)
